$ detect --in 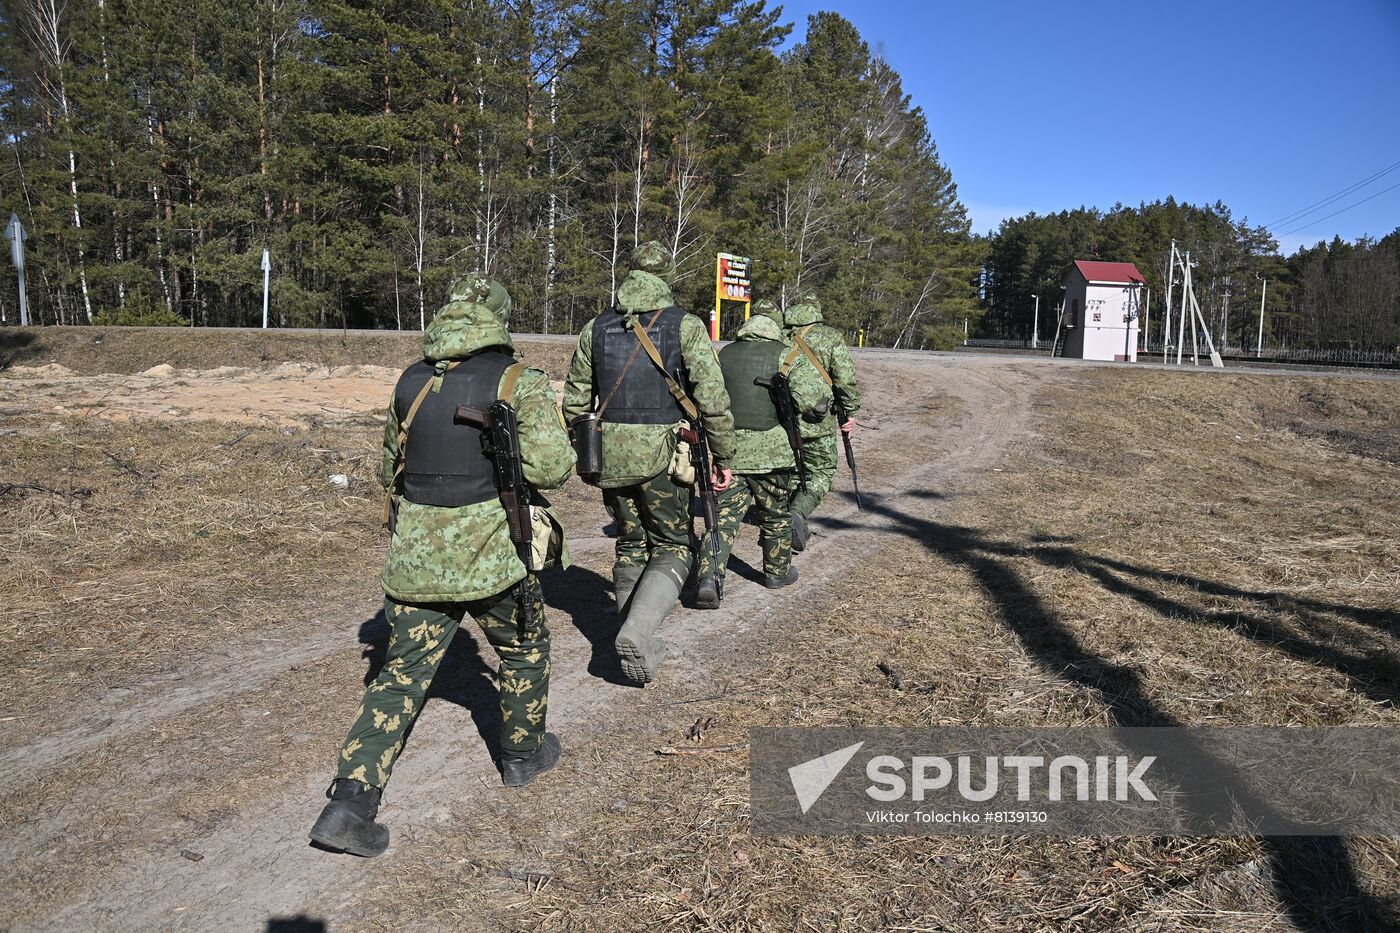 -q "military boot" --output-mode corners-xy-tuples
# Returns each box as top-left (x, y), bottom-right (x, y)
(614, 564), (645, 619)
(790, 510), (810, 552)
(309, 779), (389, 857)
(501, 732), (562, 787)
(764, 567), (799, 589)
(695, 574), (721, 610)
(615, 556), (687, 684)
